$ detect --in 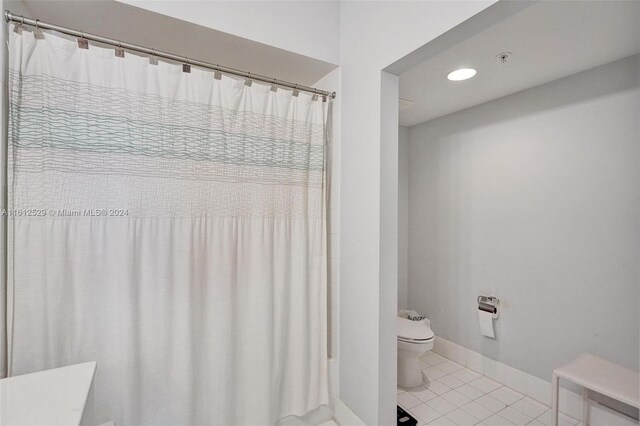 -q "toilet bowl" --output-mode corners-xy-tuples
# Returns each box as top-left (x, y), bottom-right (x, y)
(397, 316), (434, 388)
